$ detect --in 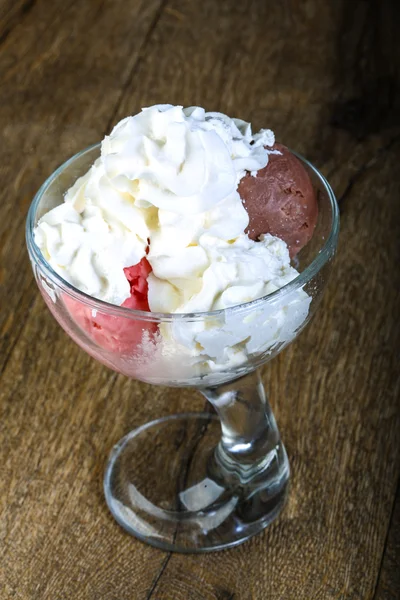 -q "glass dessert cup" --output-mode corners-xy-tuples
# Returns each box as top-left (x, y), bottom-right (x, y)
(26, 145), (339, 553)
